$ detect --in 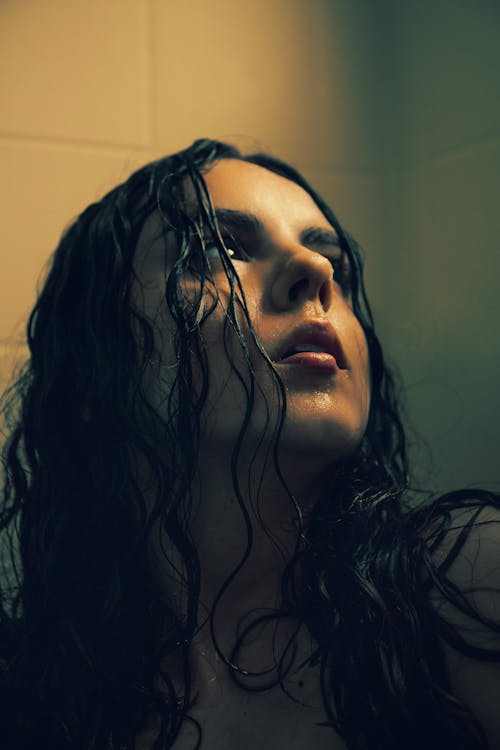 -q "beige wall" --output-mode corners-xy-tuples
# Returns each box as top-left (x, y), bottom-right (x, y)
(1, 0), (498, 493)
